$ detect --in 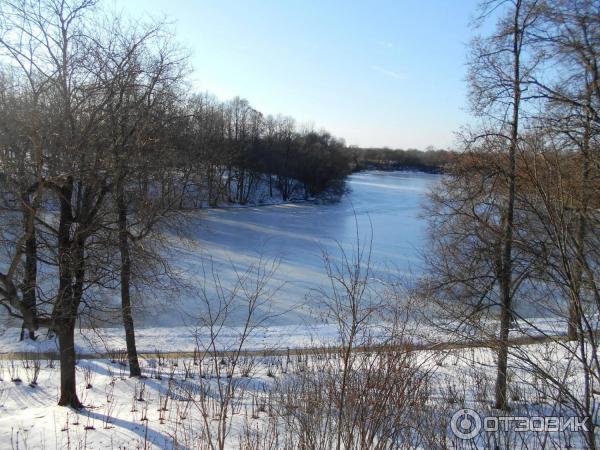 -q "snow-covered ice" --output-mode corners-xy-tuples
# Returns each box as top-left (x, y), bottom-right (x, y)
(130, 171), (440, 327)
